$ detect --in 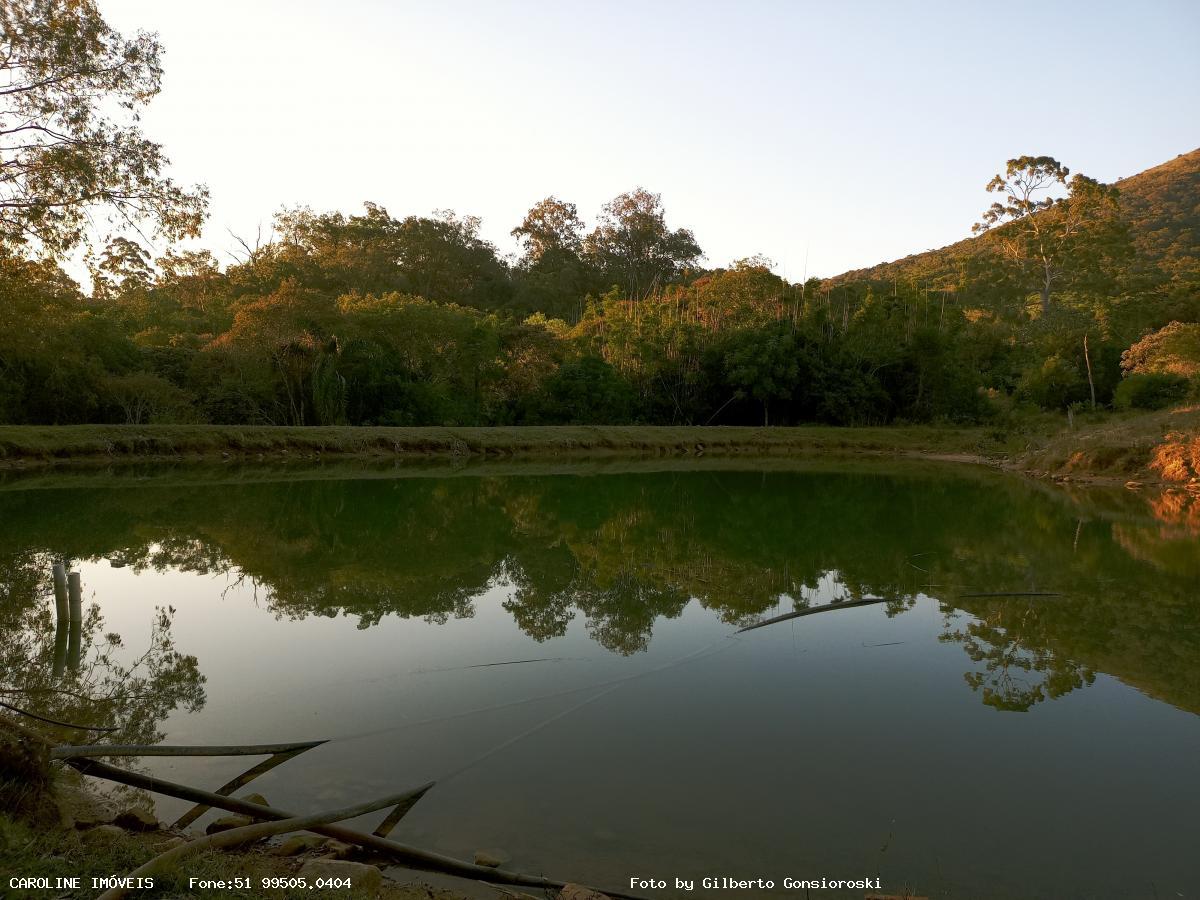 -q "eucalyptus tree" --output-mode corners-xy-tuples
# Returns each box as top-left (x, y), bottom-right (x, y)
(510, 197), (594, 320)
(0, 0), (207, 255)
(585, 188), (701, 300)
(512, 196), (585, 263)
(973, 156), (1128, 313)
